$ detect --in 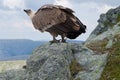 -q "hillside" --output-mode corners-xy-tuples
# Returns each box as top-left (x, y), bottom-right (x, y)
(0, 60), (26, 73)
(0, 39), (46, 60)
(86, 6), (120, 80)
